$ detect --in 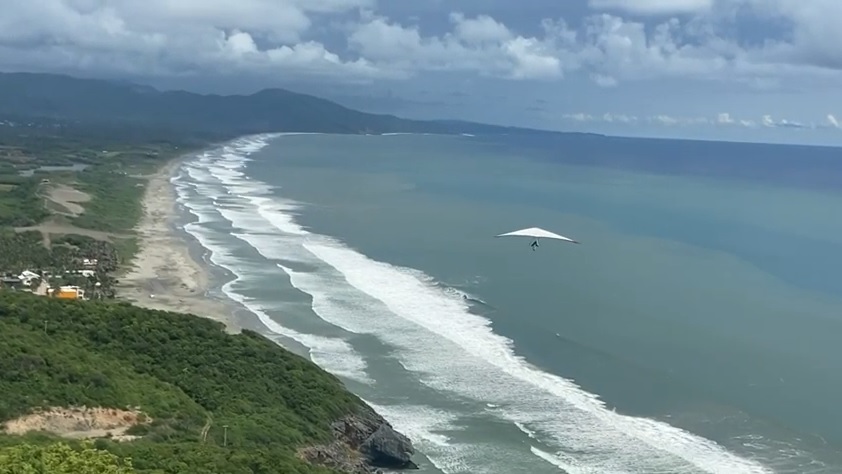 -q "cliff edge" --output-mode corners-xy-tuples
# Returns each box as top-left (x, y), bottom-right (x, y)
(302, 408), (418, 473)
